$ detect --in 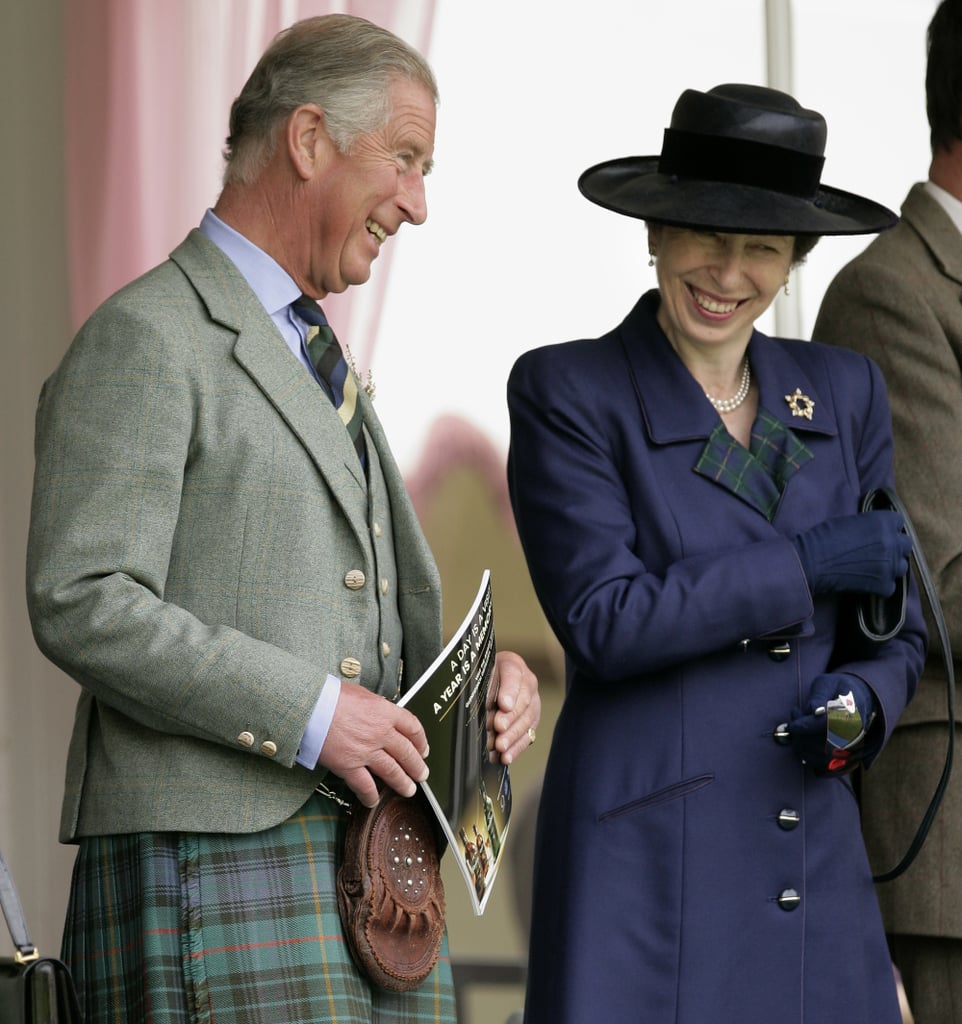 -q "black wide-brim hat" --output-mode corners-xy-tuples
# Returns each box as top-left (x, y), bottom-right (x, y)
(578, 83), (897, 236)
